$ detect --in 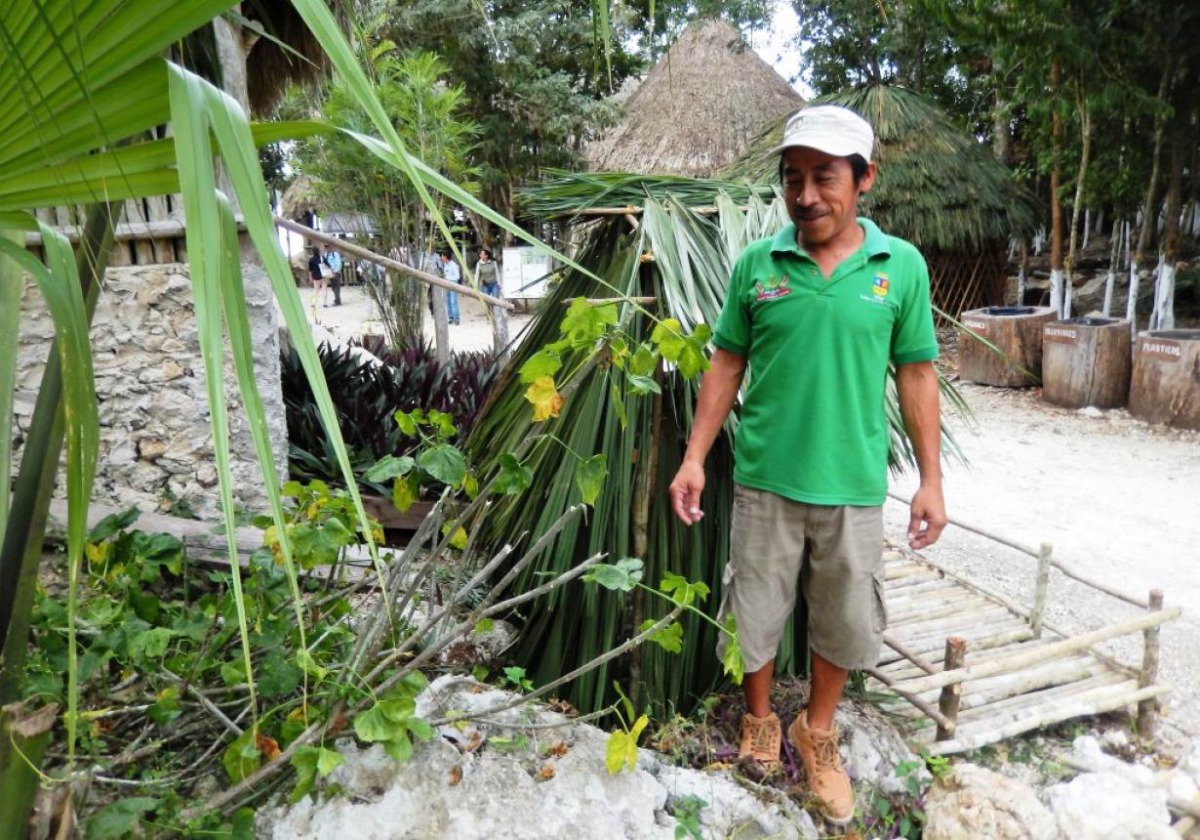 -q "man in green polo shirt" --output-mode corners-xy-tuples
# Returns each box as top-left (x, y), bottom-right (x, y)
(668, 104), (946, 825)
